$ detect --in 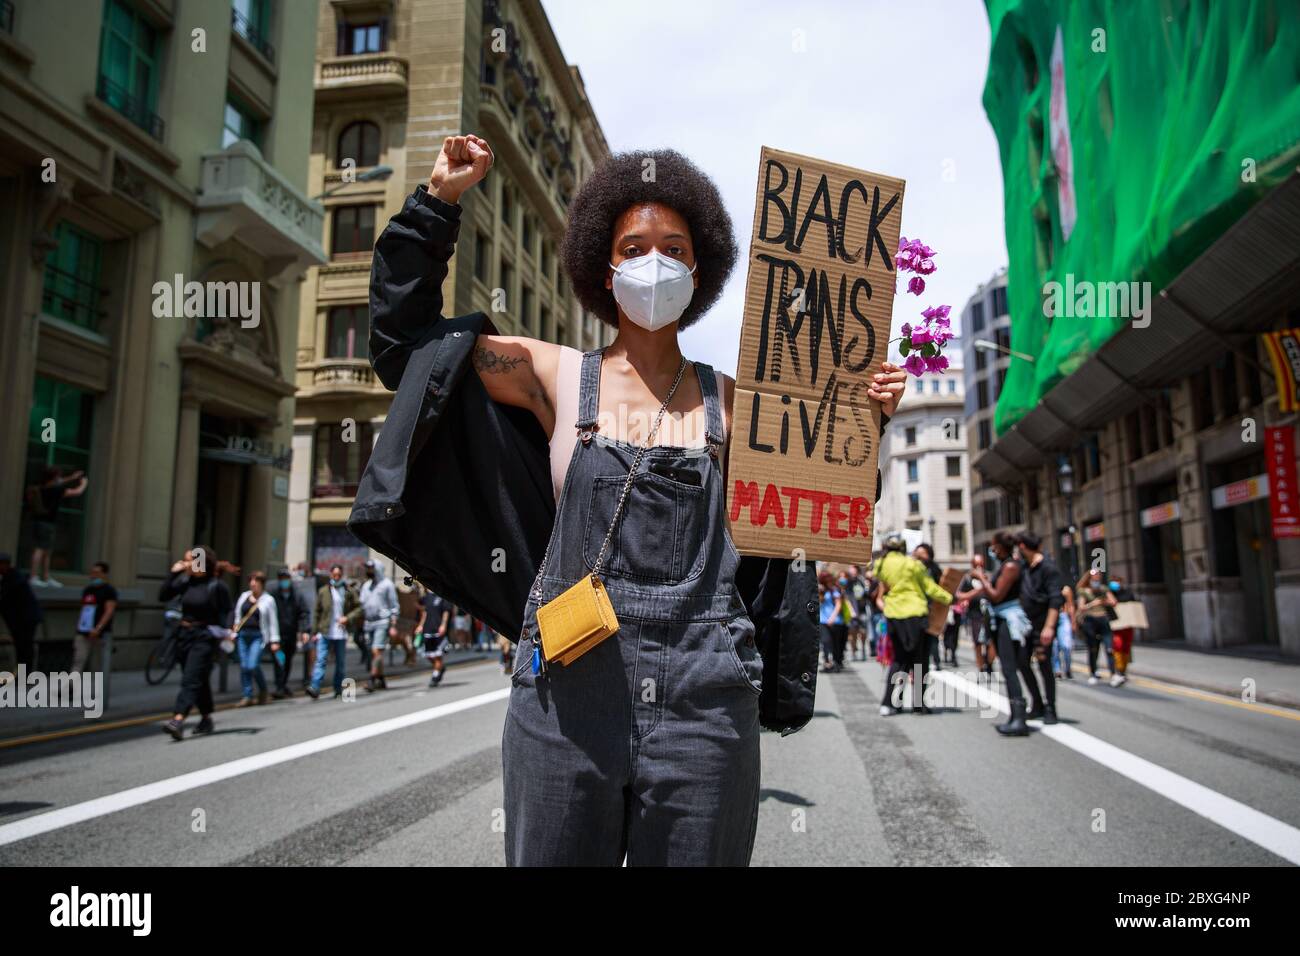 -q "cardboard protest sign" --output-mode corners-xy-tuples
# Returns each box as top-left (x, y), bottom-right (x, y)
(1111, 601), (1149, 631)
(727, 147), (906, 564)
(927, 567), (964, 634)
